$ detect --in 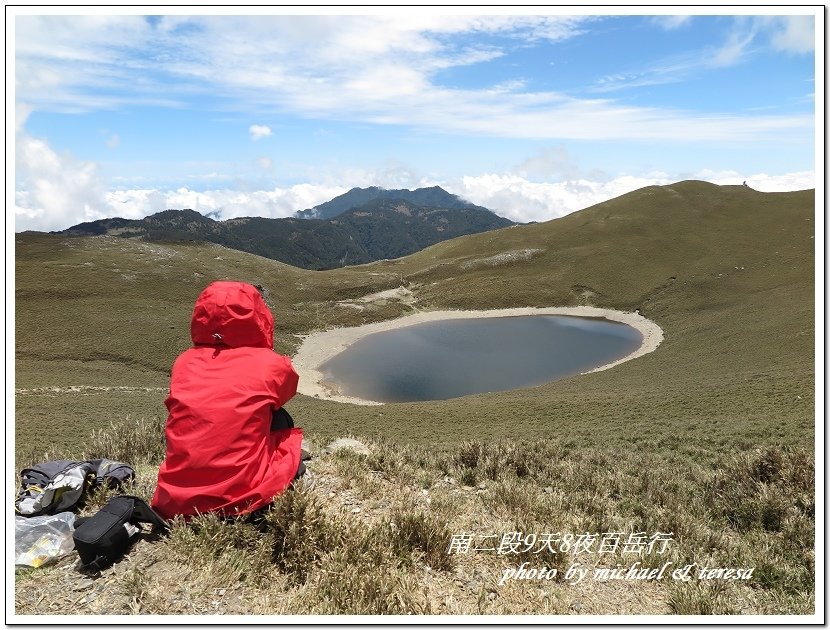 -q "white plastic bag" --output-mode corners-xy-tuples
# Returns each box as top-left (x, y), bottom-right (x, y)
(15, 512), (76, 568)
